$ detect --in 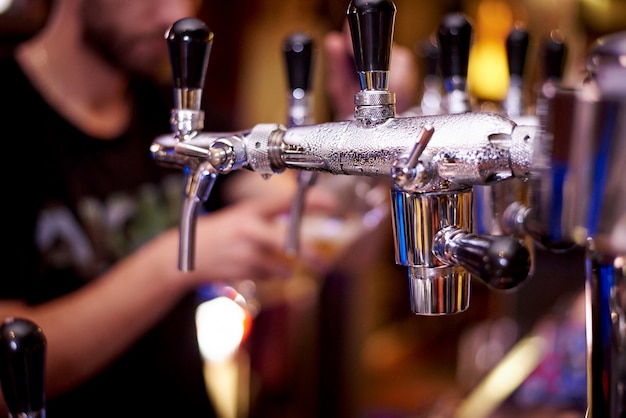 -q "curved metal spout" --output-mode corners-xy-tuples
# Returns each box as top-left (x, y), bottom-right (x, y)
(179, 161), (218, 272)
